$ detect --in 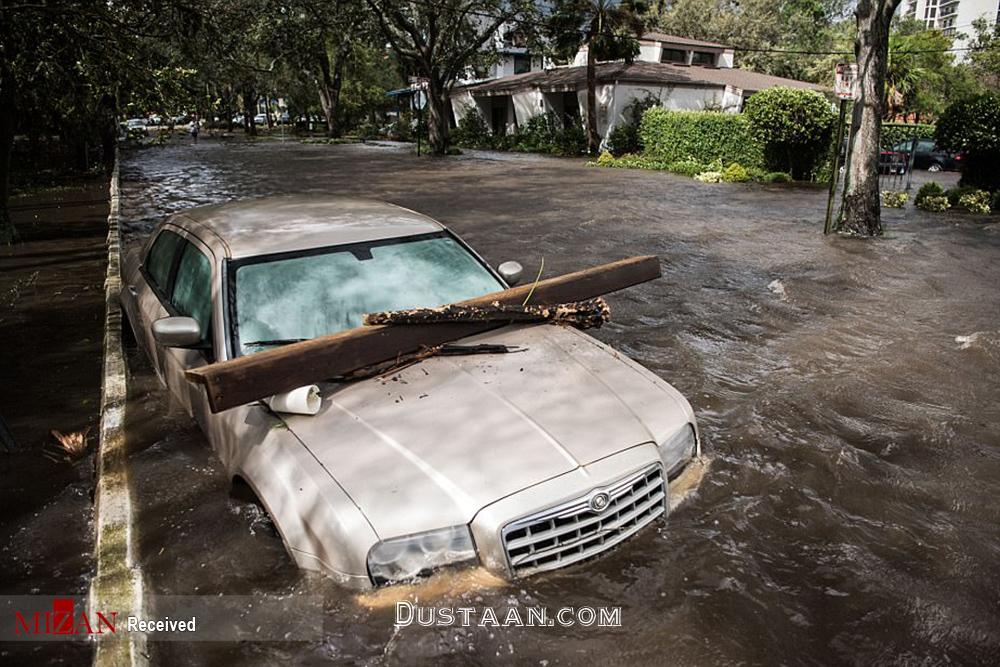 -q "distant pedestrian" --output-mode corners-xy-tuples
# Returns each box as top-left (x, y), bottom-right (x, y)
(189, 117), (199, 144)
